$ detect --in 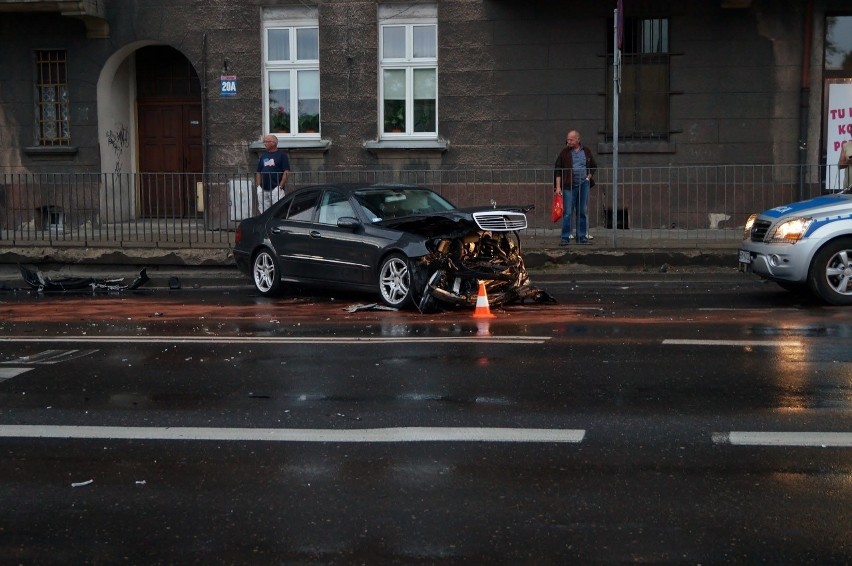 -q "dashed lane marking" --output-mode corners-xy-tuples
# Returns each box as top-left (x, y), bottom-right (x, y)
(0, 336), (550, 345)
(0, 350), (97, 383)
(0, 425), (585, 444)
(1, 349), (99, 365)
(0, 367), (33, 381)
(663, 339), (801, 348)
(3, 426), (848, 447)
(712, 431), (852, 447)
